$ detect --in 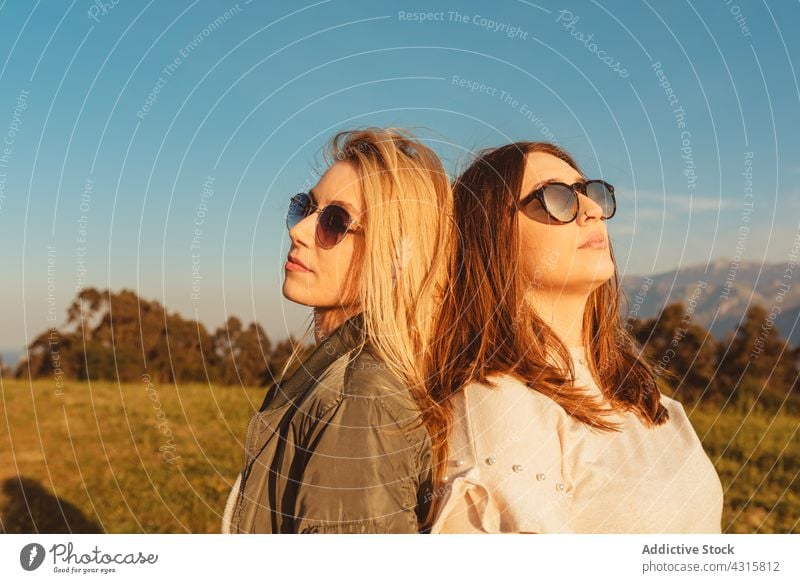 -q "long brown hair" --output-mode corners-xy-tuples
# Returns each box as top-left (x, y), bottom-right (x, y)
(425, 141), (669, 520)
